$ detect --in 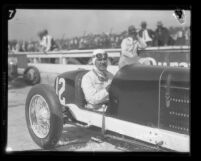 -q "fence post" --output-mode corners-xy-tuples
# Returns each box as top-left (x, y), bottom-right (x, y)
(60, 57), (67, 64)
